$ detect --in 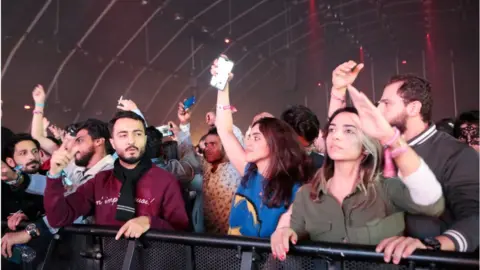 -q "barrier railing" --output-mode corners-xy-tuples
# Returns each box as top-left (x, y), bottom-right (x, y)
(2, 222), (479, 270)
